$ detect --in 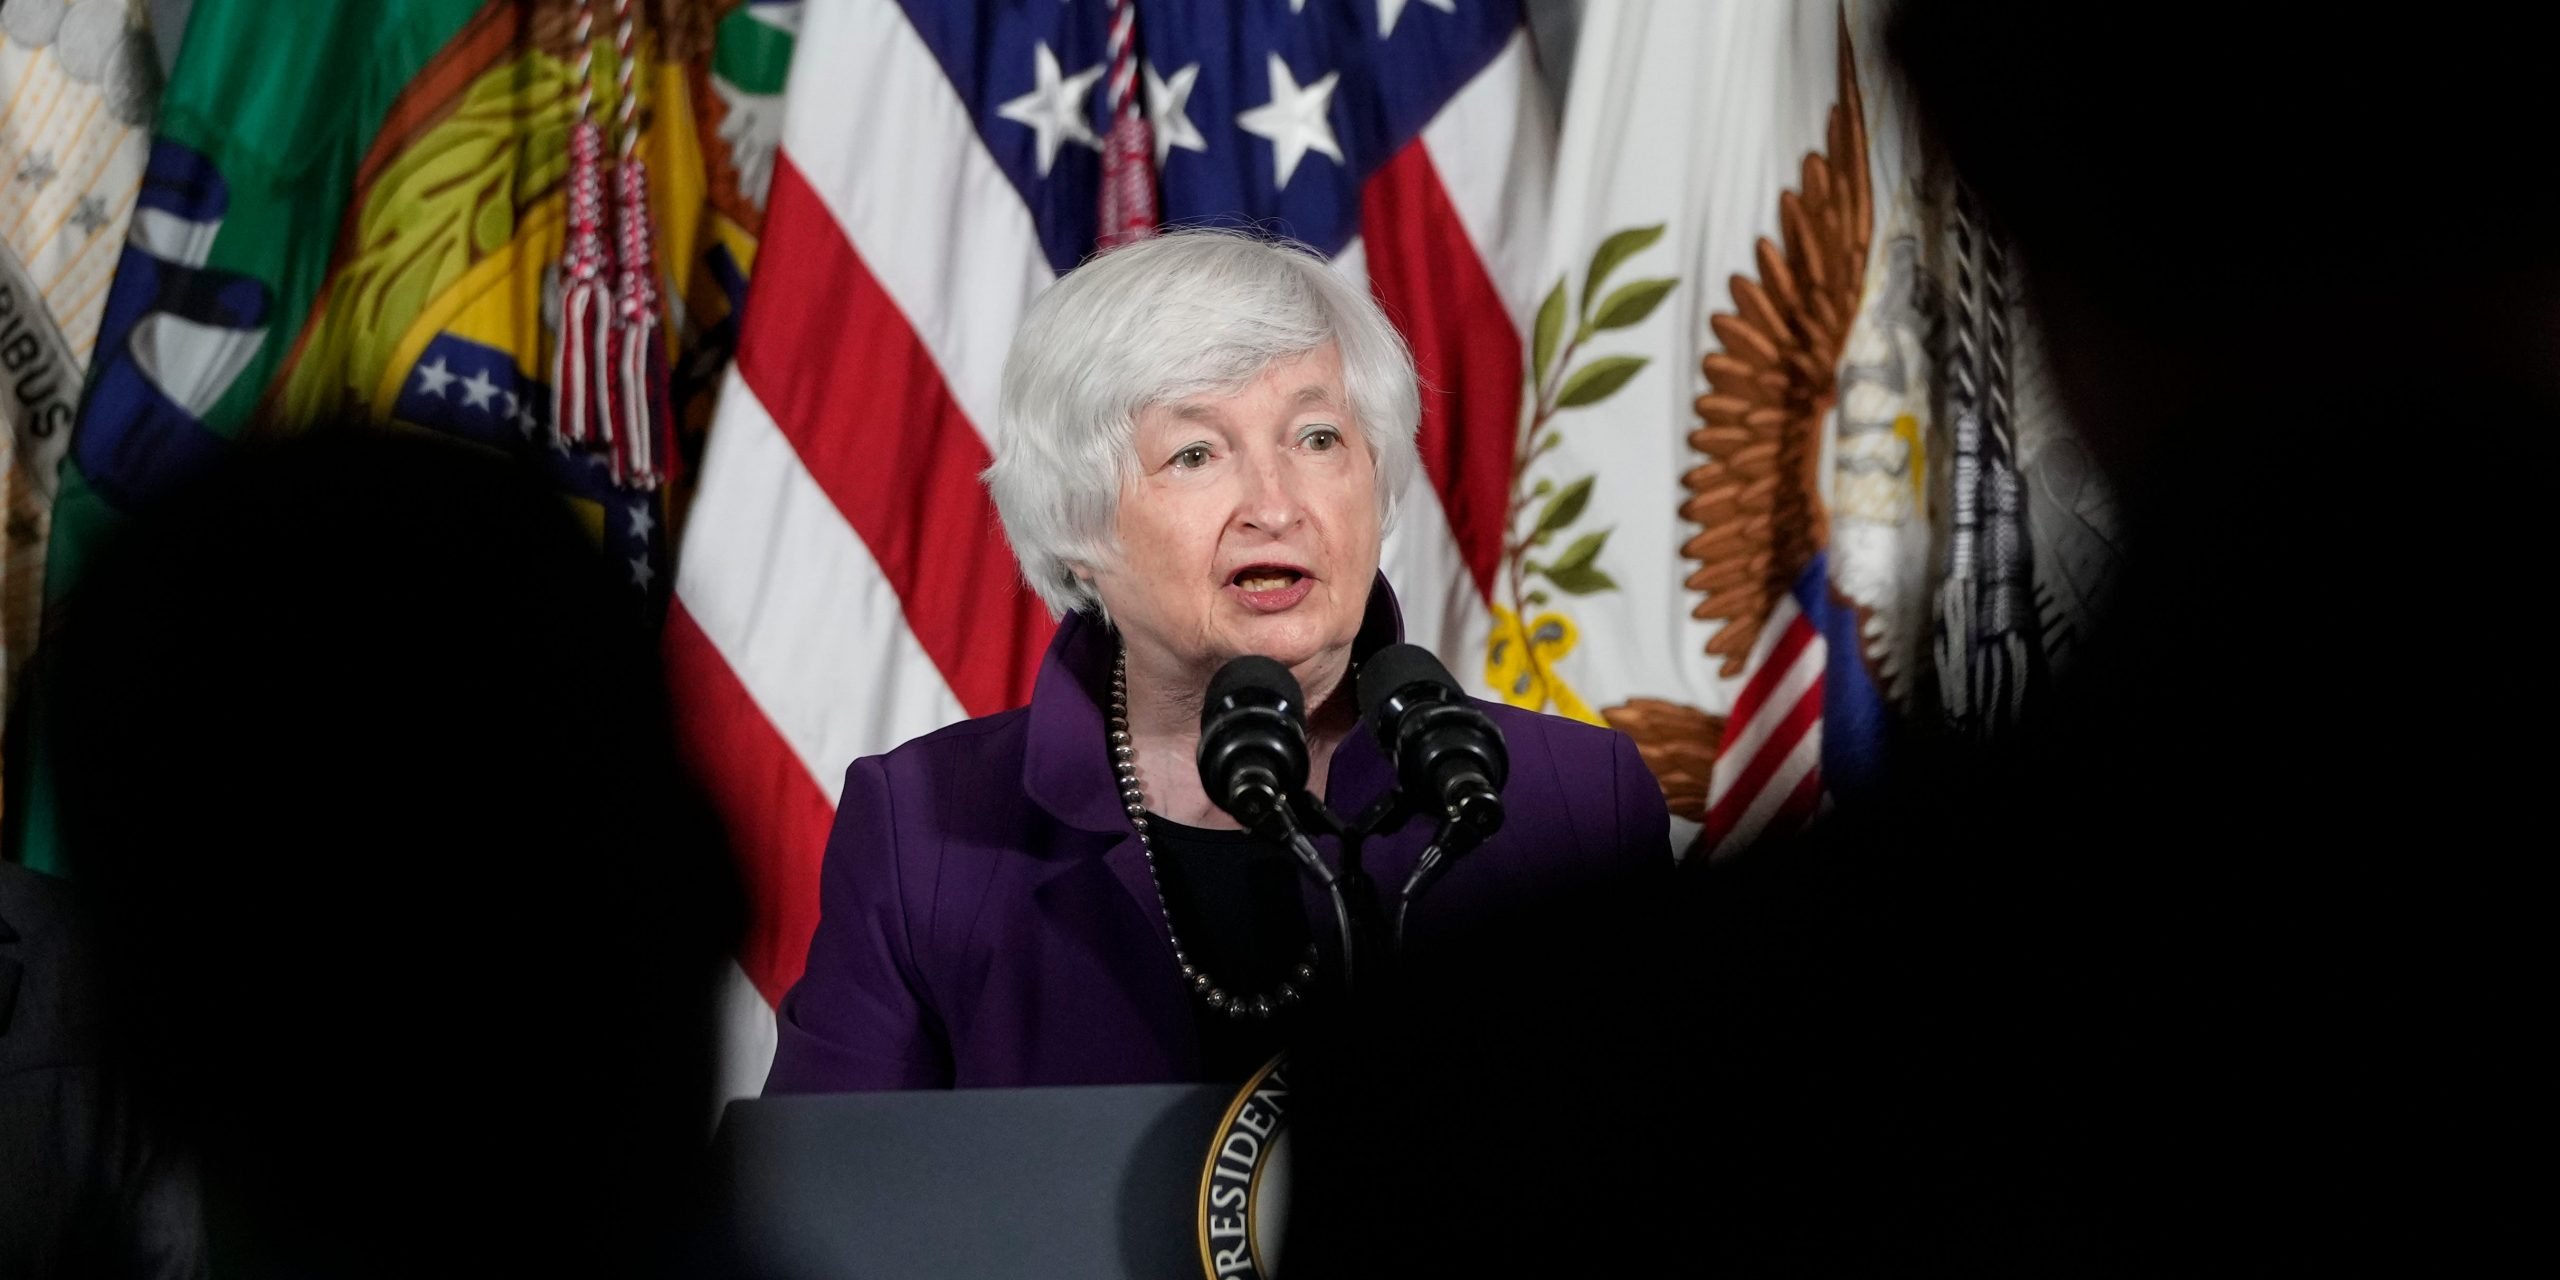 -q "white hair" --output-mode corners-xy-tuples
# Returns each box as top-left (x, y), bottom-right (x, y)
(983, 228), (1422, 617)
